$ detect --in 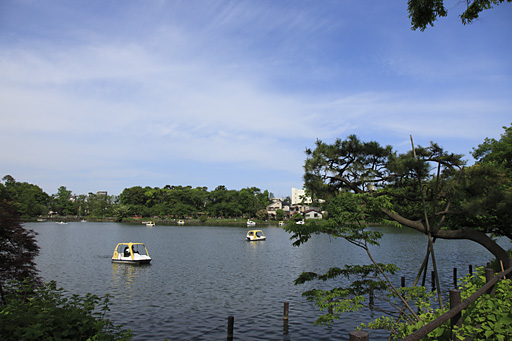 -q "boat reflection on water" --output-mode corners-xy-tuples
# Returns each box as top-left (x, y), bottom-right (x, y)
(111, 262), (151, 289)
